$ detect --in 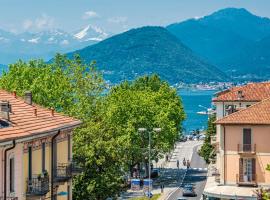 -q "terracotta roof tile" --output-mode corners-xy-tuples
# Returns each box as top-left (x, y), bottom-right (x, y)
(216, 98), (270, 125)
(0, 90), (81, 142)
(213, 82), (270, 102)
